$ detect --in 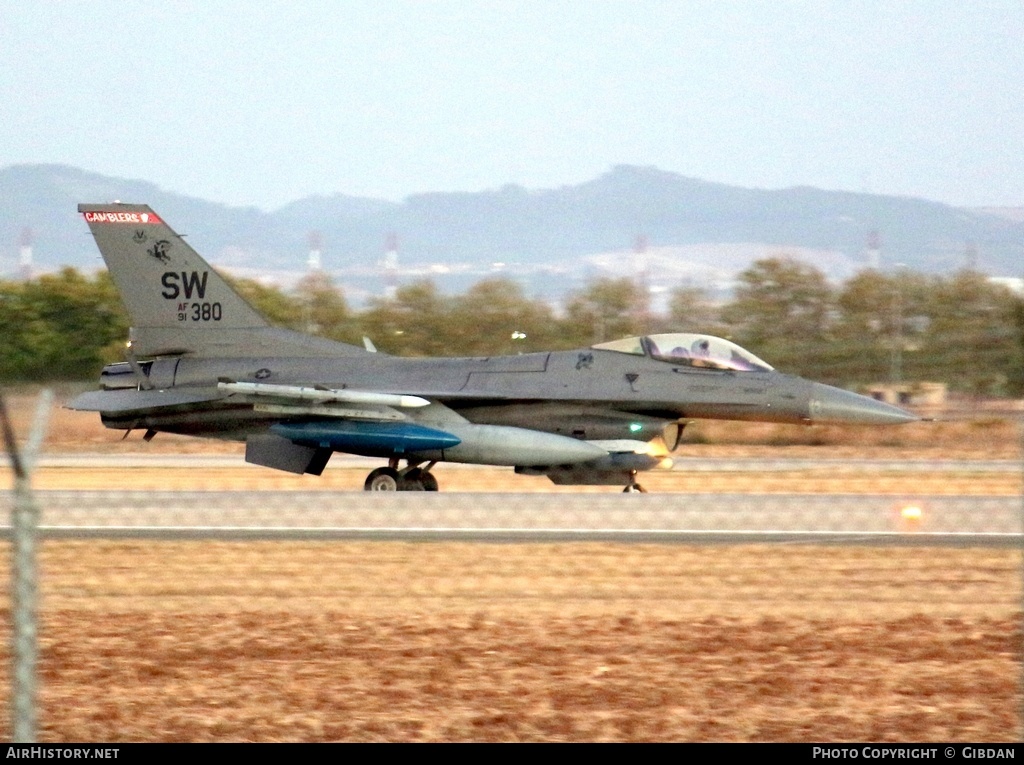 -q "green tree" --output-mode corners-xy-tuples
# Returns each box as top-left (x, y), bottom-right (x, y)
(223, 274), (302, 328)
(0, 280), (52, 380)
(1007, 294), (1024, 396)
(721, 257), (835, 377)
(564, 278), (646, 346)
(446, 278), (559, 356)
(294, 271), (354, 342)
(832, 269), (935, 385)
(0, 268), (129, 381)
(357, 280), (452, 356)
(667, 285), (725, 335)
(917, 270), (1019, 395)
